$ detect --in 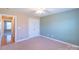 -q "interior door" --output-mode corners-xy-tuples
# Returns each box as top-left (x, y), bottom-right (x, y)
(1, 16), (15, 46)
(29, 18), (40, 37)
